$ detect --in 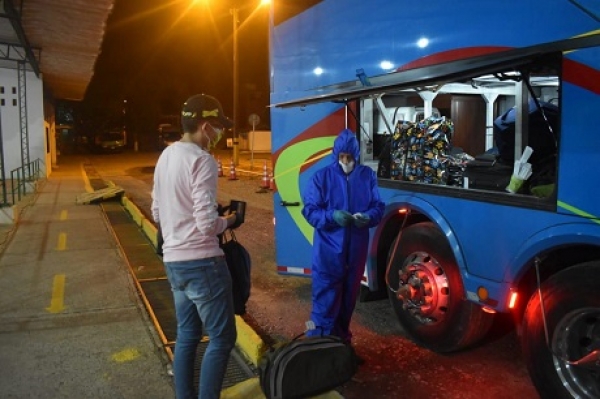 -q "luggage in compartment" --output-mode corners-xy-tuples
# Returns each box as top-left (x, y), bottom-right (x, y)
(493, 99), (559, 165)
(389, 117), (454, 184)
(376, 136), (392, 178)
(463, 159), (513, 192)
